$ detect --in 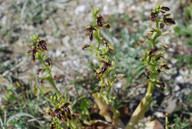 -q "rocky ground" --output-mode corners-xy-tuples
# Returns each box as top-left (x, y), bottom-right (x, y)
(0, 0), (183, 84)
(0, 0), (192, 128)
